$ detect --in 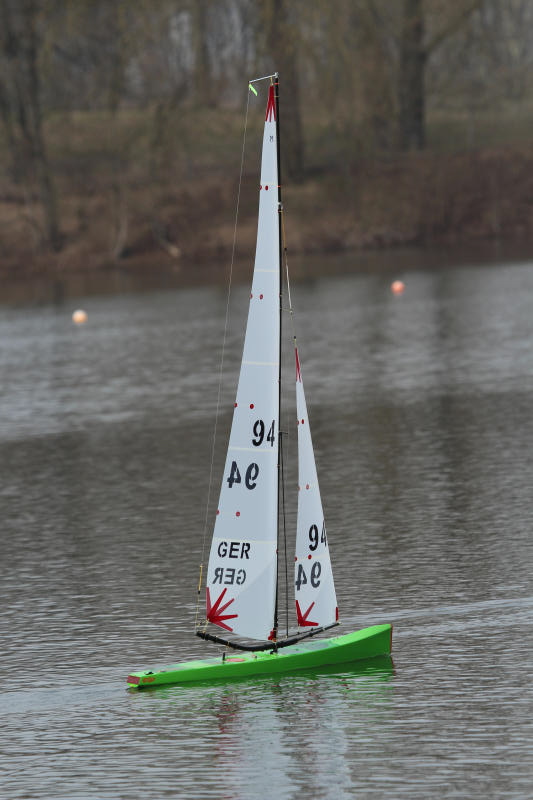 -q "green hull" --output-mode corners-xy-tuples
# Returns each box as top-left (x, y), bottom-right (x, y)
(126, 624), (392, 688)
